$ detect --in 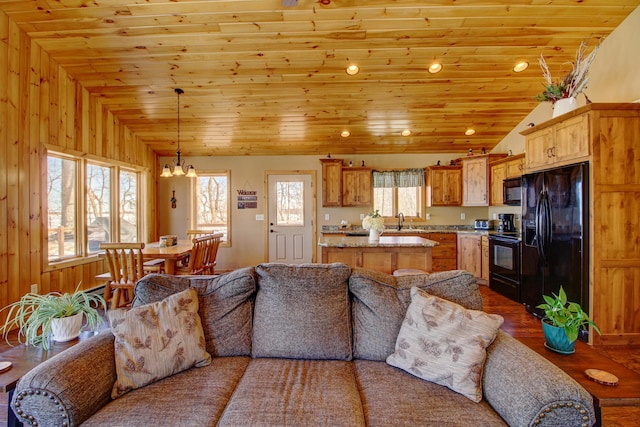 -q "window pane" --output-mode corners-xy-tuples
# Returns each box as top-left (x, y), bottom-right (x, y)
(398, 187), (419, 217)
(373, 187), (394, 217)
(47, 156), (77, 260)
(119, 170), (138, 242)
(87, 164), (111, 252)
(276, 181), (304, 226)
(195, 173), (229, 241)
